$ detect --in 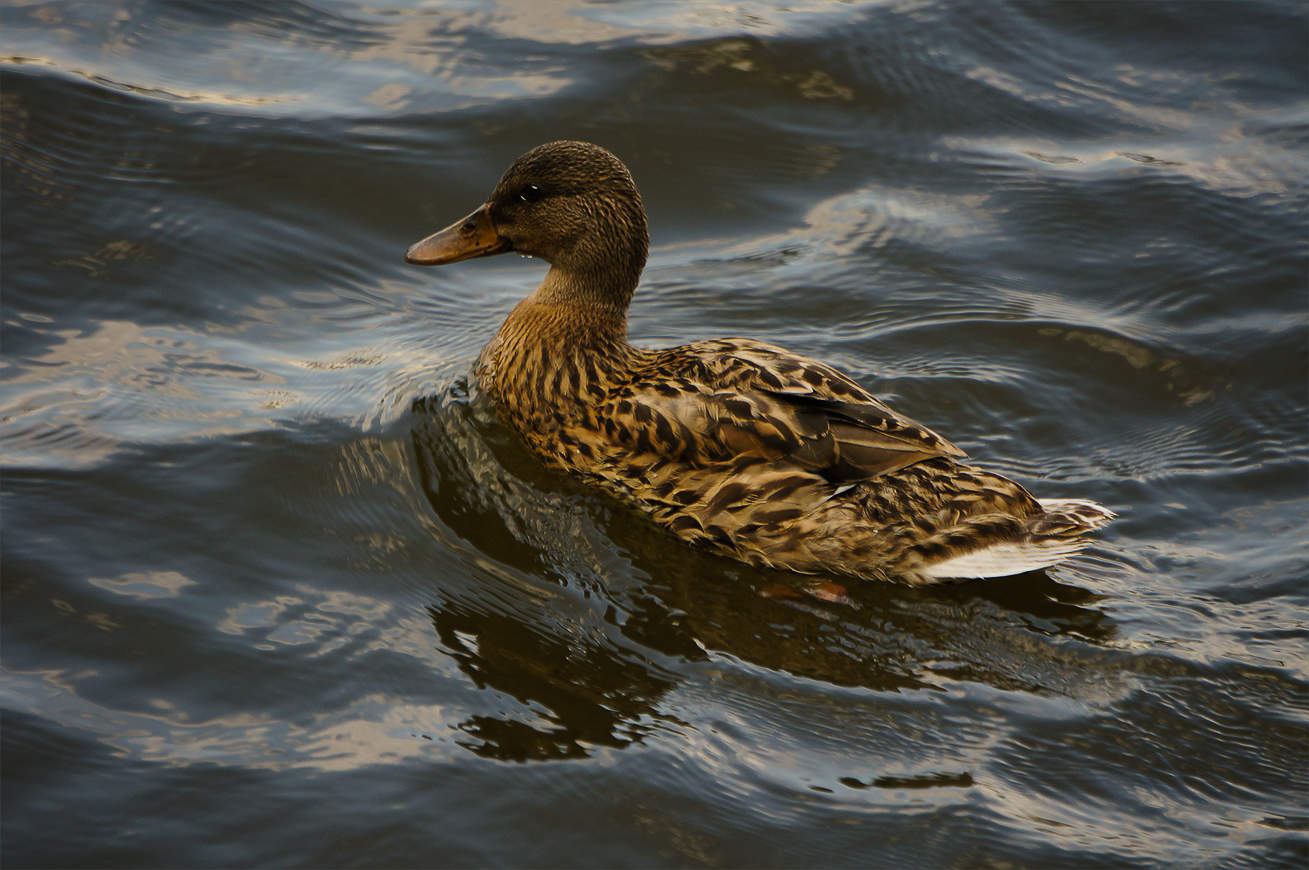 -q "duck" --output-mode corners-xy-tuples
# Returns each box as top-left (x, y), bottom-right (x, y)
(405, 140), (1113, 585)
